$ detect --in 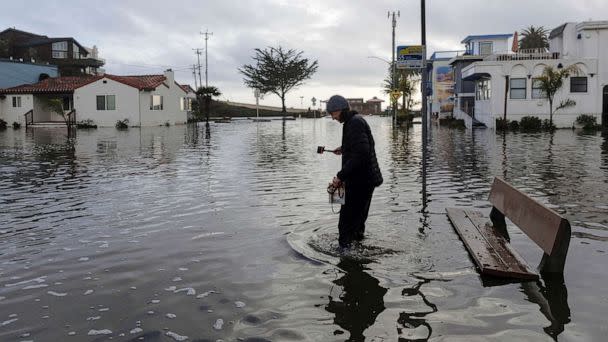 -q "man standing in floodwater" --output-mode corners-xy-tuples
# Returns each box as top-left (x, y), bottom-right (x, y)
(326, 95), (383, 250)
